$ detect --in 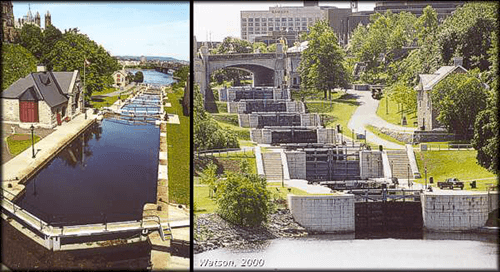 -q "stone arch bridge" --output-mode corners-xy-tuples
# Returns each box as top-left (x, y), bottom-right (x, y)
(194, 44), (301, 109)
